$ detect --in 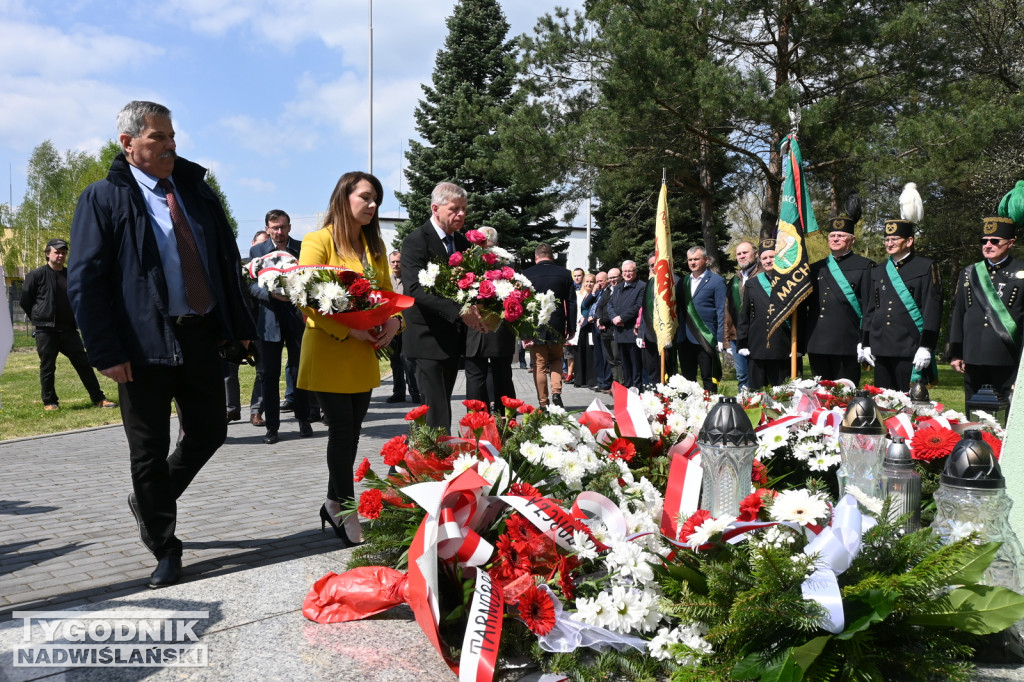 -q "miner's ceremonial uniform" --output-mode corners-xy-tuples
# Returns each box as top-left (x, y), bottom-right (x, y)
(737, 269), (791, 389)
(805, 250), (874, 384)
